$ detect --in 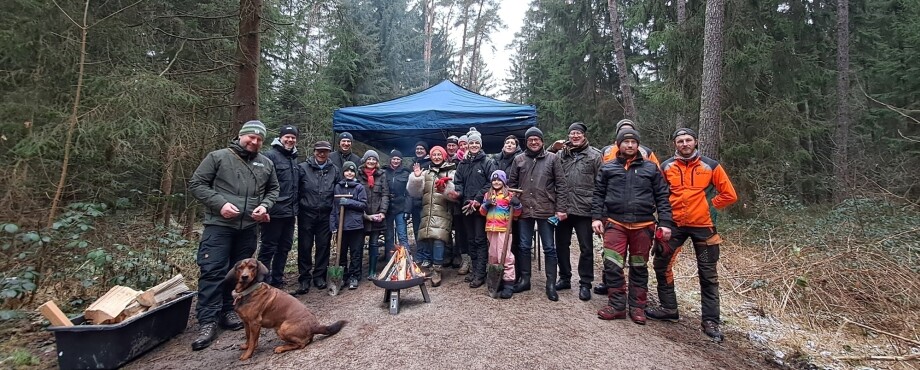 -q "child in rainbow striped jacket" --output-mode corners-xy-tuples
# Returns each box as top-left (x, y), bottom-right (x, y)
(479, 170), (523, 299)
